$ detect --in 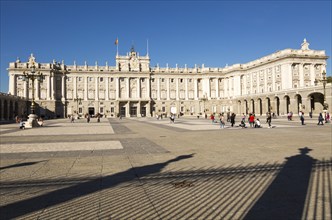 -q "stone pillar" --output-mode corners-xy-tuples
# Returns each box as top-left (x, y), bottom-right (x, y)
(36, 80), (40, 100)
(126, 101), (130, 117)
(73, 76), (77, 100)
(84, 76), (88, 101)
(137, 78), (140, 99)
(105, 77), (109, 100)
(215, 78), (219, 99)
(166, 78), (170, 100)
(289, 98), (298, 114)
(9, 74), (16, 95)
(299, 64), (304, 87)
(185, 78), (189, 100)
(137, 101), (141, 117)
(51, 75), (55, 100)
(157, 78), (161, 100)
(207, 78), (211, 98)
(194, 79), (198, 100)
(146, 101), (151, 117)
(310, 64), (315, 86)
(126, 78), (130, 99)
(146, 77), (150, 99)
(95, 77), (99, 101)
(46, 75), (51, 100)
(176, 78), (179, 100)
(24, 80), (28, 99)
(61, 75), (66, 101)
(116, 77), (120, 100)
